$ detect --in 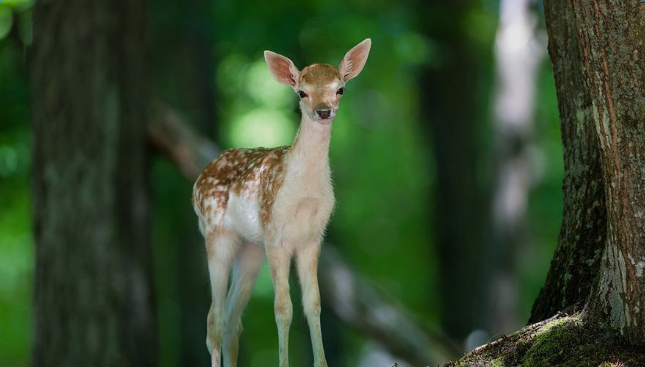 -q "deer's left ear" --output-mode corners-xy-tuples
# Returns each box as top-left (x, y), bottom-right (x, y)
(339, 38), (371, 82)
(264, 51), (300, 88)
